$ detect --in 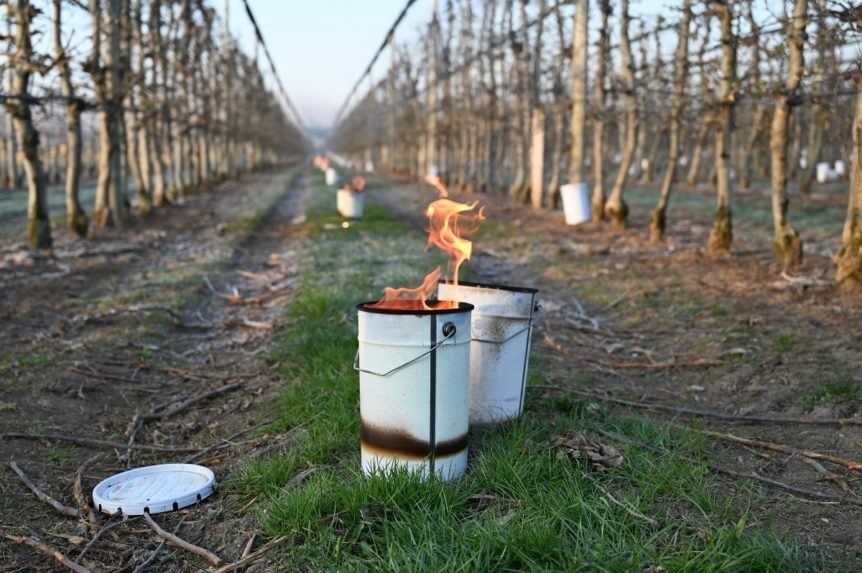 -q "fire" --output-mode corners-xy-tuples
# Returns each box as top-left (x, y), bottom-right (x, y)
(369, 267), (455, 310)
(371, 175), (485, 310)
(426, 198), (485, 286)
